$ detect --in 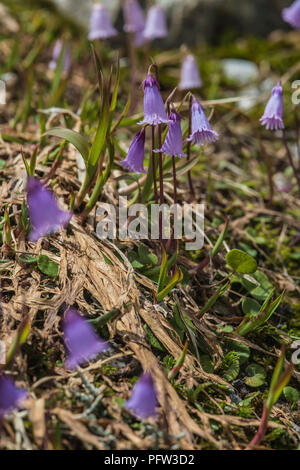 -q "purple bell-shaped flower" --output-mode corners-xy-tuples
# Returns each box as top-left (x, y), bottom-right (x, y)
(88, 3), (117, 40)
(260, 81), (284, 131)
(0, 375), (27, 418)
(27, 178), (72, 242)
(157, 111), (186, 158)
(139, 72), (169, 126)
(49, 40), (71, 73)
(125, 372), (158, 419)
(143, 6), (167, 41)
(187, 97), (219, 146)
(120, 128), (146, 173)
(179, 54), (202, 90)
(282, 0), (300, 28)
(63, 308), (109, 370)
